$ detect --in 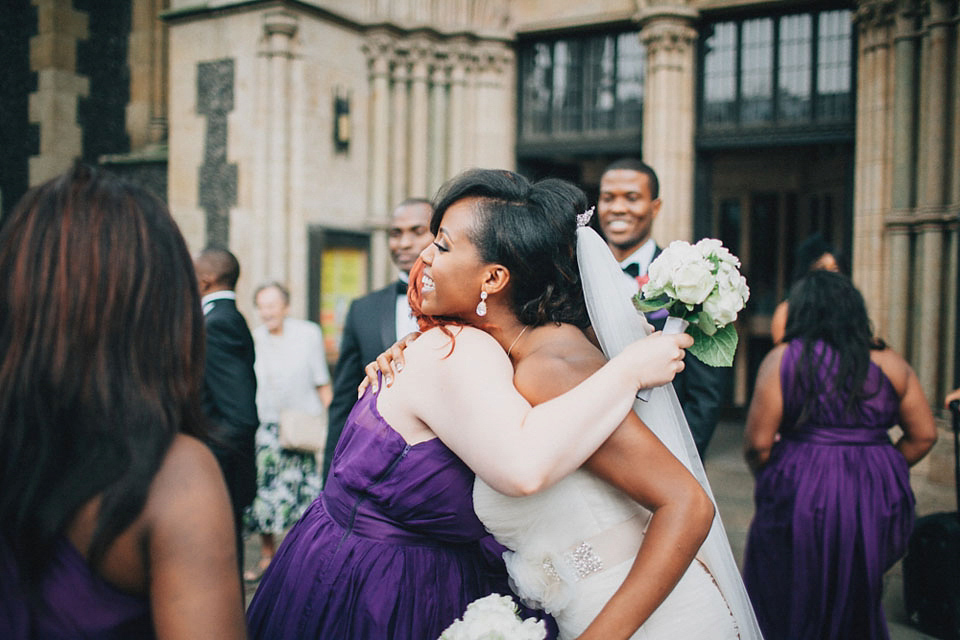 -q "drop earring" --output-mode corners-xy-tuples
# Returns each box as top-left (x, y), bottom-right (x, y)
(476, 291), (488, 317)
